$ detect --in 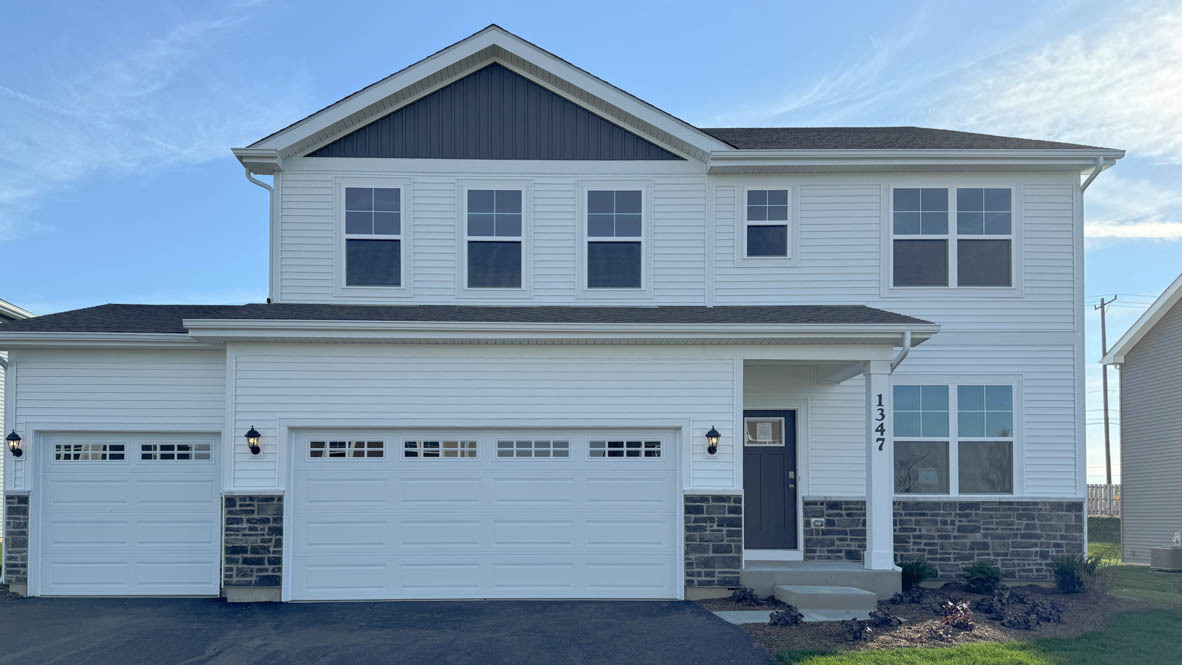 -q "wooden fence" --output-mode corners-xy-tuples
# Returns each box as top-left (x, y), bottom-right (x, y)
(1087, 484), (1121, 517)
